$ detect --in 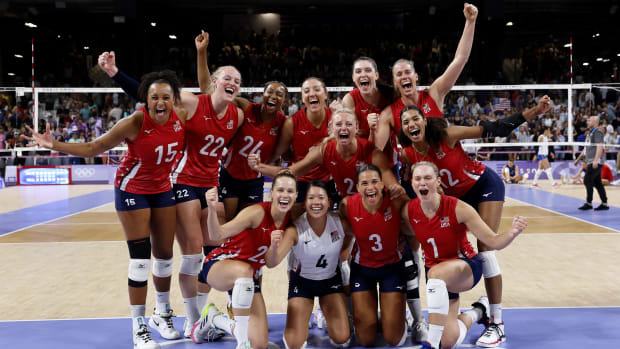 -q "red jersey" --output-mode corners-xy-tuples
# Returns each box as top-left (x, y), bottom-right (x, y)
(115, 107), (184, 194)
(322, 137), (375, 197)
(386, 90), (444, 167)
(291, 108), (332, 182)
(404, 140), (485, 198)
(406, 194), (477, 268)
(348, 88), (388, 139)
(172, 94), (239, 187)
(223, 103), (286, 180)
(205, 202), (291, 272)
(347, 193), (401, 268)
